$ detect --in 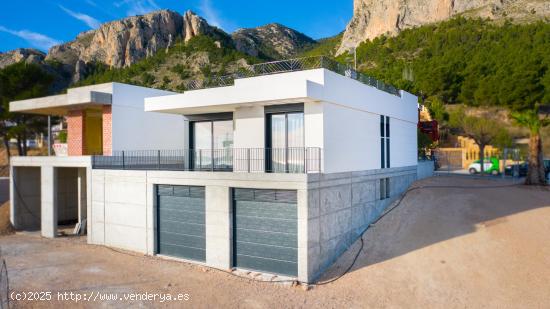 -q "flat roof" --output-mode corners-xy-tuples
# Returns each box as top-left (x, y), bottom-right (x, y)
(10, 83), (113, 115)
